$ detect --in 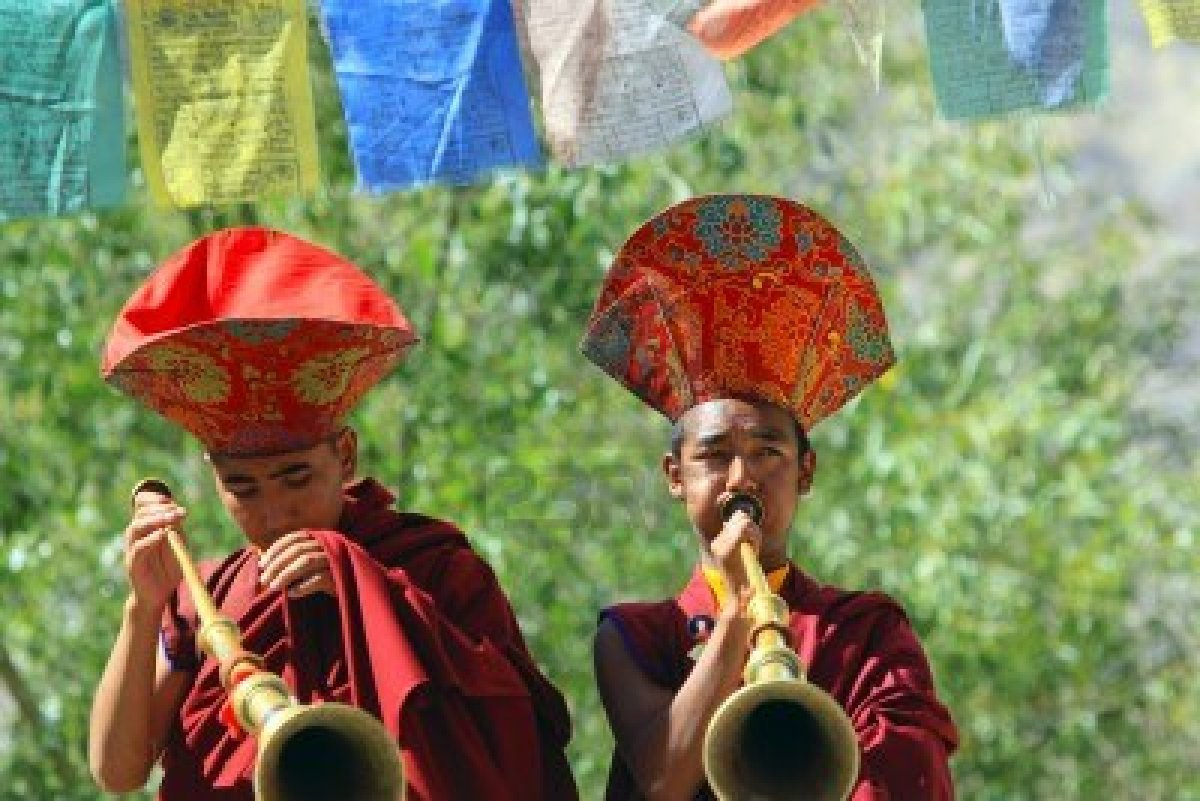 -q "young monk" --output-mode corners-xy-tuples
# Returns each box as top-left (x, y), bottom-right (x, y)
(581, 194), (958, 799)
(88, 227), (578, 800)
